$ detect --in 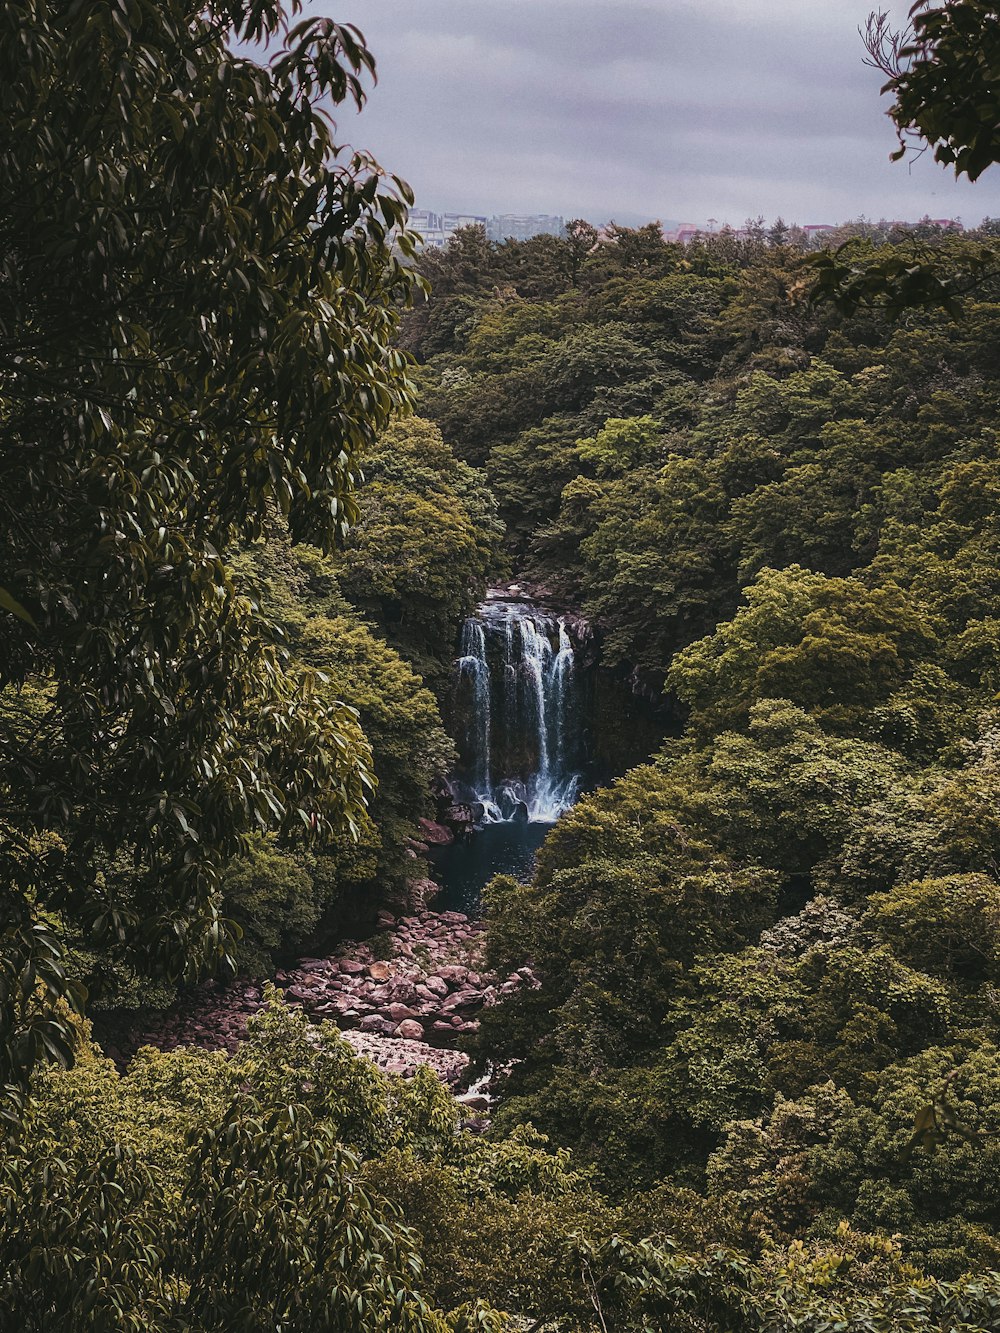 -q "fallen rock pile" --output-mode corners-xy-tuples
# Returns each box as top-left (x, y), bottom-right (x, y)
(99, 908), (538, 1088)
